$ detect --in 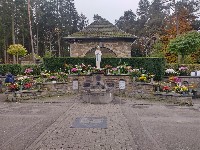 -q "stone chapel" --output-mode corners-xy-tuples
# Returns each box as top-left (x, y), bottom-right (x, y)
(64, 18), (136, 58)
